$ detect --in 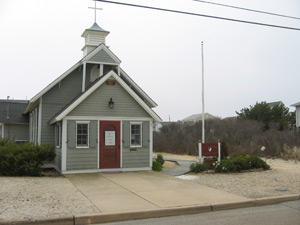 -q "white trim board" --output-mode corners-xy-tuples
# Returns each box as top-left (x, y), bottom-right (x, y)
(62, 167), (151, 175)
